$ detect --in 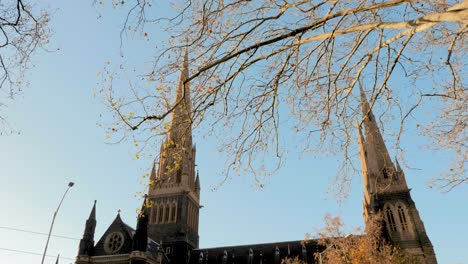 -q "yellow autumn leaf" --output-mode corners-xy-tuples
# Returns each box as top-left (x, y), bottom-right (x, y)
(105, 134), (111, 139)
(135, 153), (140, 159)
